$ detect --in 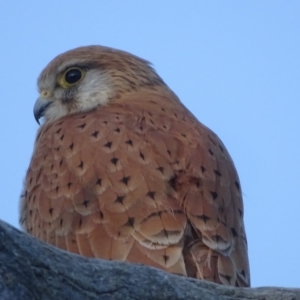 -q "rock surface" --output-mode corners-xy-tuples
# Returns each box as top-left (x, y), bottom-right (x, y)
(0, 220), (299, 300)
